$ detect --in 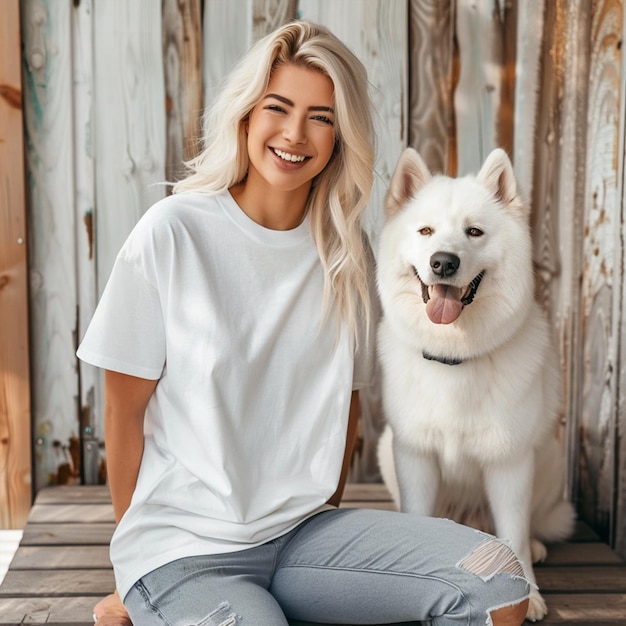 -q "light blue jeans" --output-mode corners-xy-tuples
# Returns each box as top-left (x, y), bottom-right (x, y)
(124, 508), (529, 625)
